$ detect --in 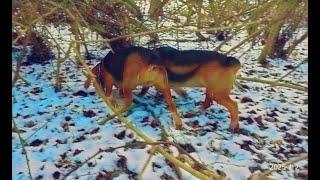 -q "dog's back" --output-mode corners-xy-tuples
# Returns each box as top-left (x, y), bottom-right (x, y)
(102, 46), (160, 82)
(154, 46), (240, 67)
